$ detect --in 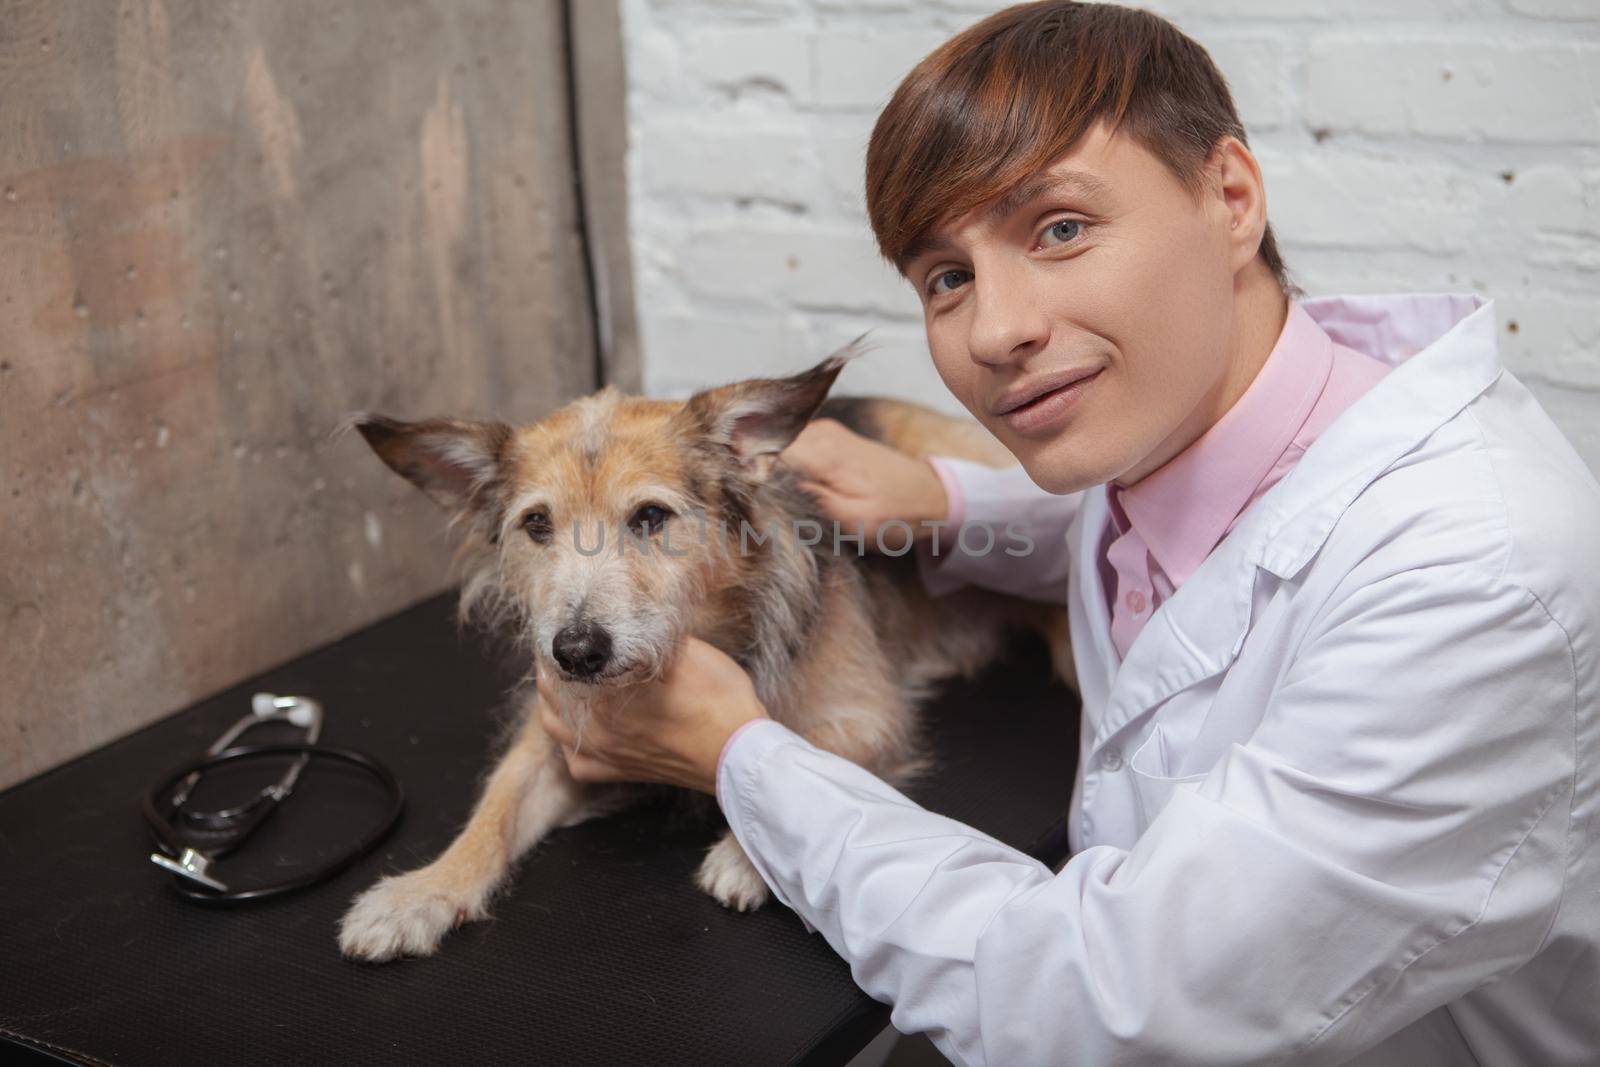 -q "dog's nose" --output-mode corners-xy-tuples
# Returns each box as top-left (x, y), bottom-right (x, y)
(552, 622), (613, 679)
